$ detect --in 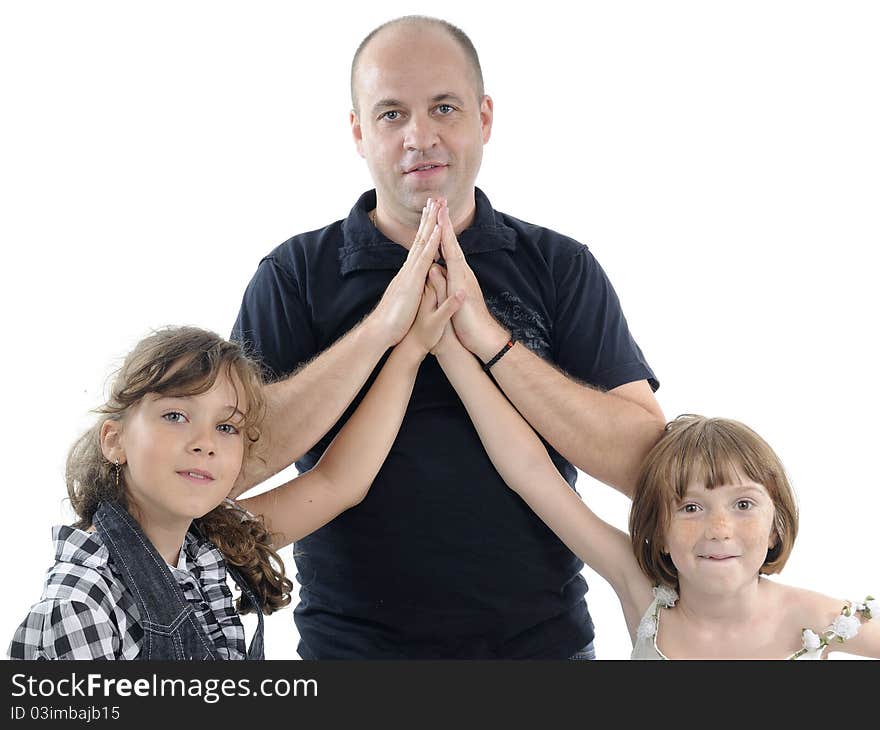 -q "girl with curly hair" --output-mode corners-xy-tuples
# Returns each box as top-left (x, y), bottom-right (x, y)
(9, 276), (459, 660)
